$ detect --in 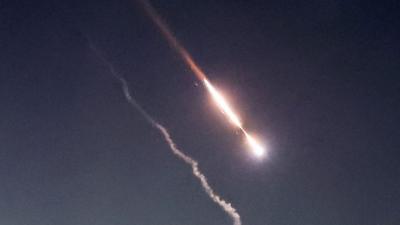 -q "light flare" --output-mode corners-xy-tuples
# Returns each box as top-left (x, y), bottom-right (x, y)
(244, 131), (265, 158)
(204, 79), (242, 128)
(204, 79), (266, 157)
(139, 0), (267, 159)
